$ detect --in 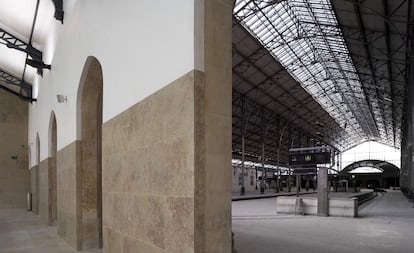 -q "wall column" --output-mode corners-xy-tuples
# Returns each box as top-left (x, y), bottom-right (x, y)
(317, 167), (329, 216)
(406, 25), (414, 198)
(194, 0), (233, 251)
